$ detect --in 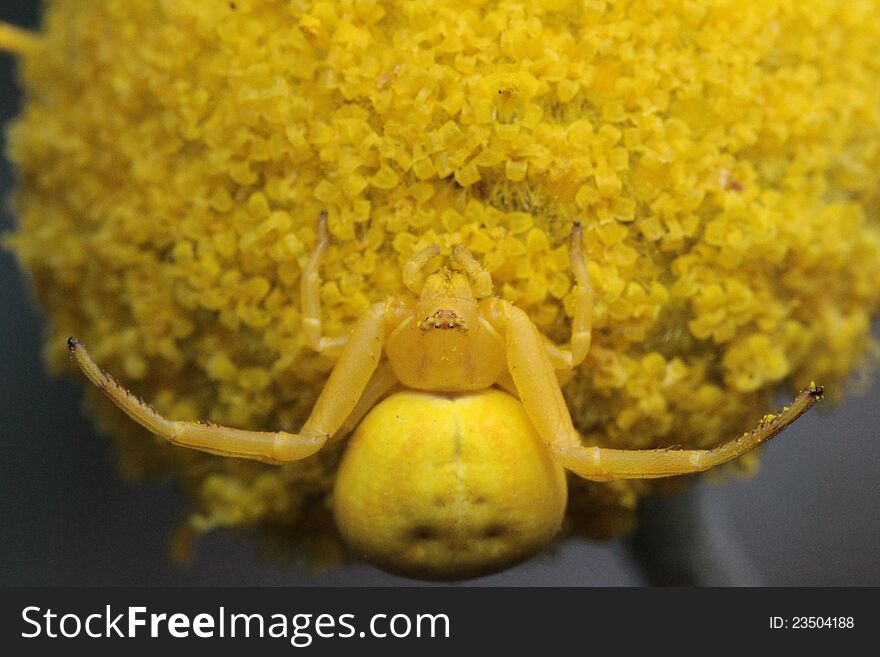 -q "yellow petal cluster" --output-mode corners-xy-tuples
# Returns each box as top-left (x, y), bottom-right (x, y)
(6, 0), (880, 558)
